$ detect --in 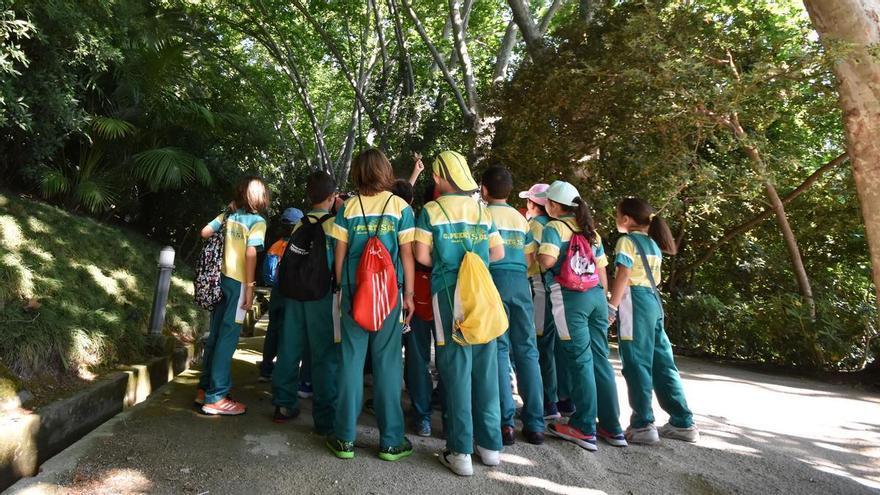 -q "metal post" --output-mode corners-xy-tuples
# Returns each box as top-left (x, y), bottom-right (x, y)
(148, 246), (176, 337)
